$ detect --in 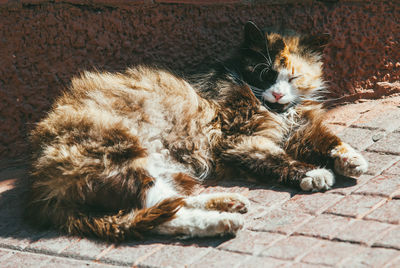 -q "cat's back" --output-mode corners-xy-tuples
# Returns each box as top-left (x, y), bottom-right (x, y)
(60, 65), (201, 116)
(32, 66), (205, 142)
